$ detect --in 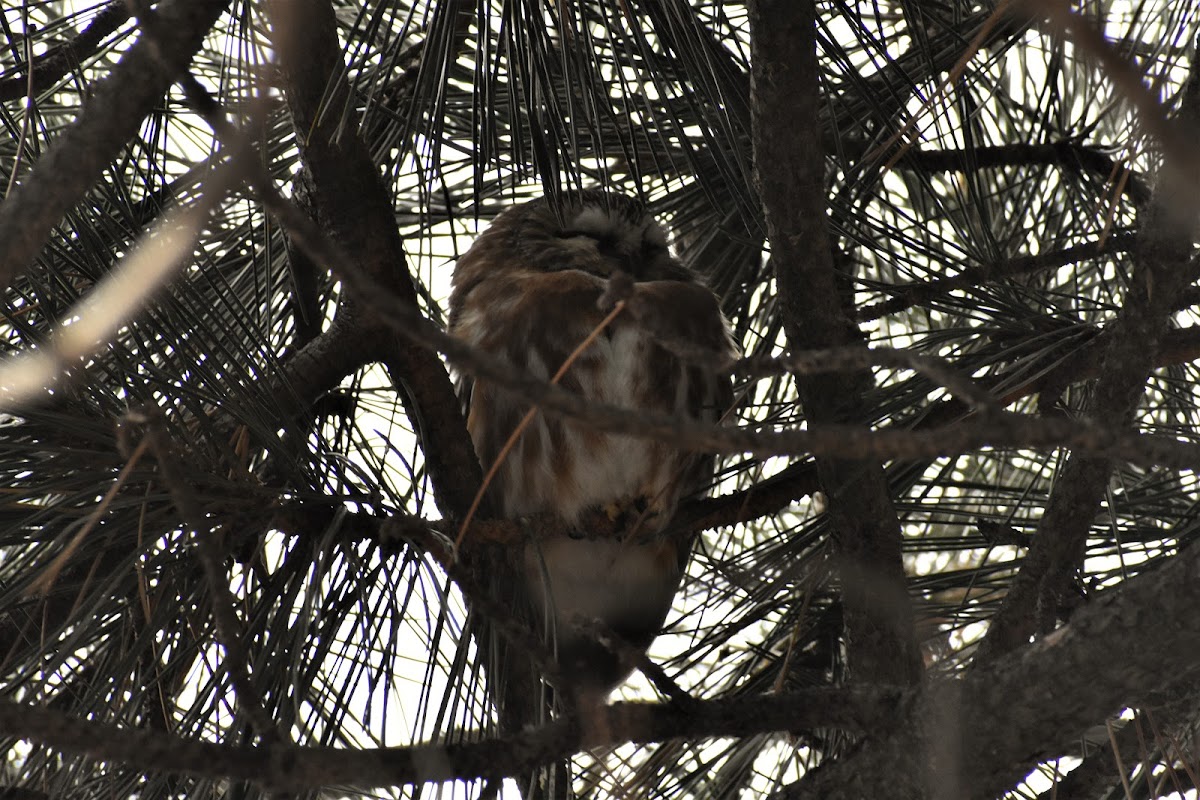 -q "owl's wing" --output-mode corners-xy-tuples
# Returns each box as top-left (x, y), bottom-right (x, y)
(632, 278), (738, 496)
